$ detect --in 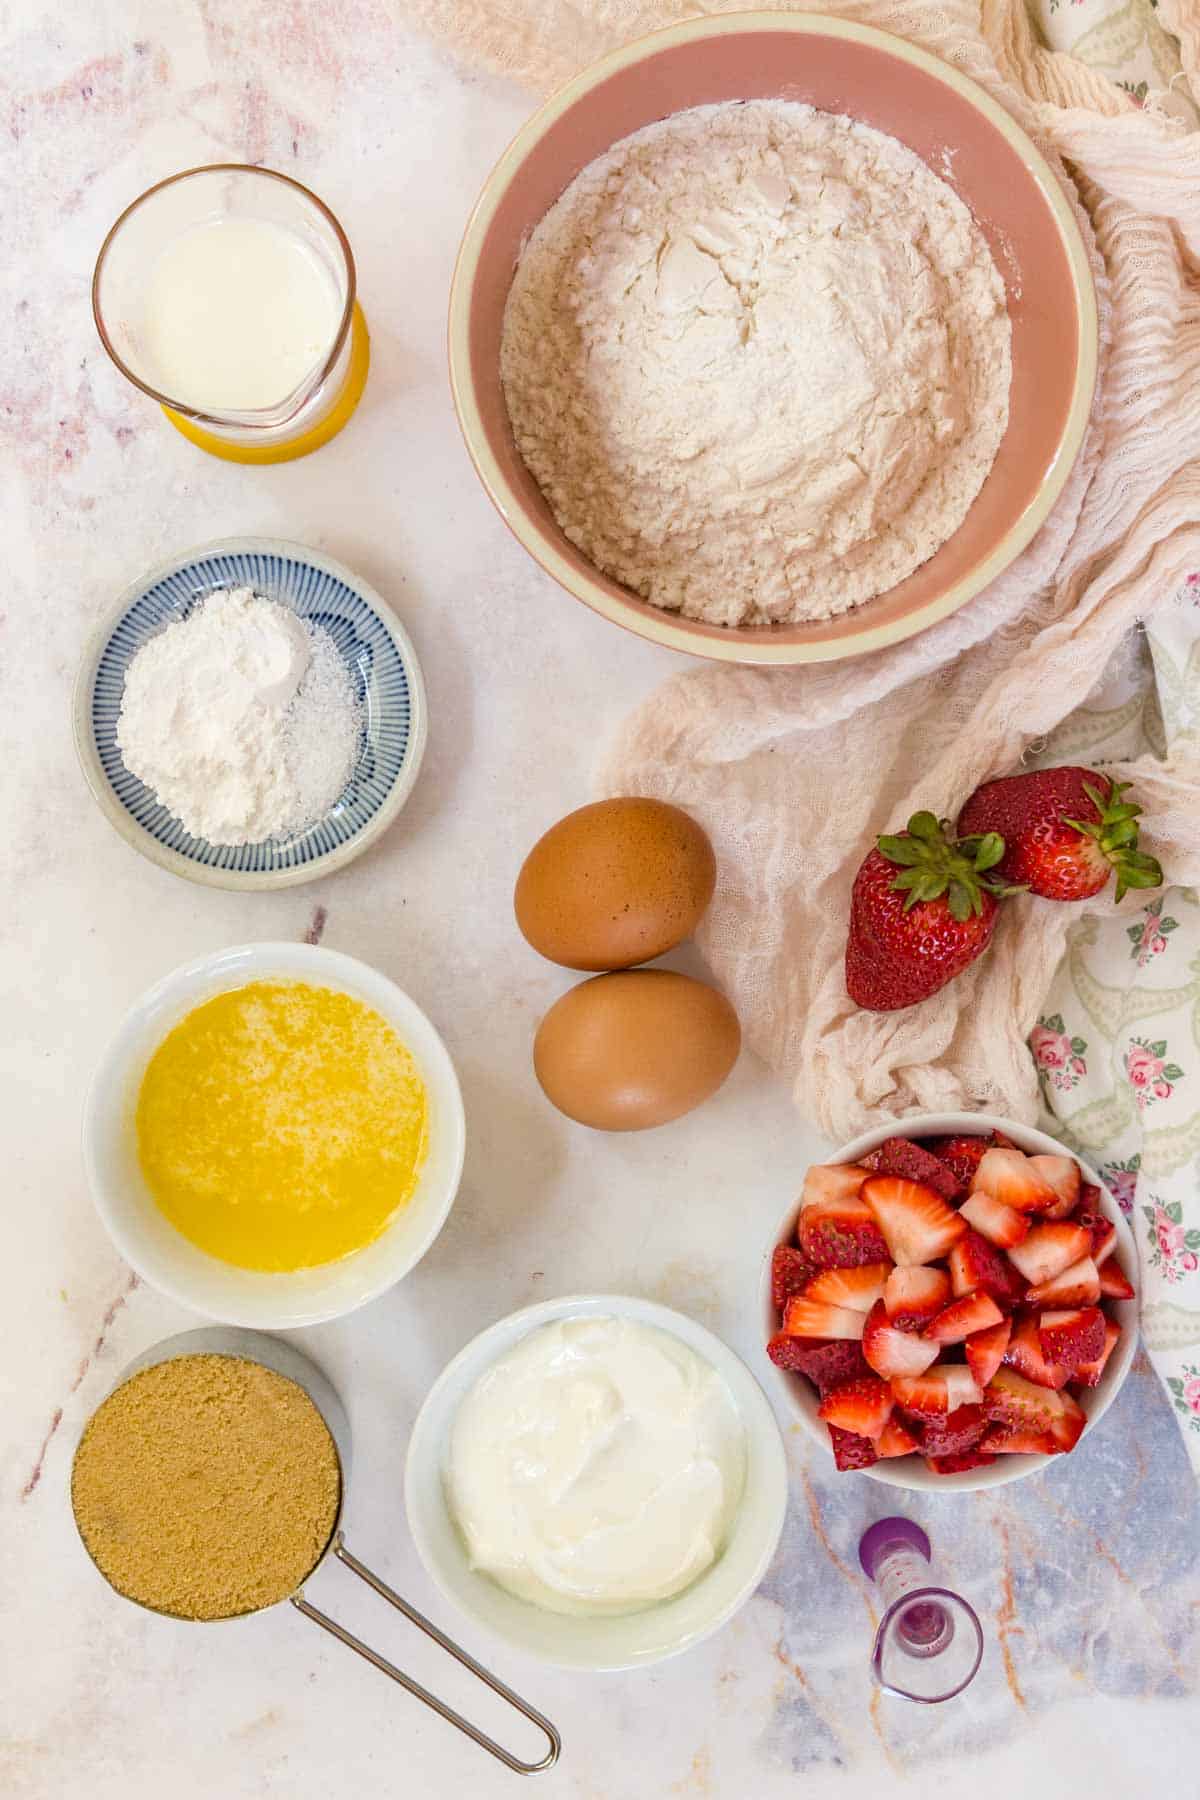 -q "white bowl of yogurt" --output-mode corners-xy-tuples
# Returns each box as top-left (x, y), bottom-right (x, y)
(405, 1294), (787, 1671)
